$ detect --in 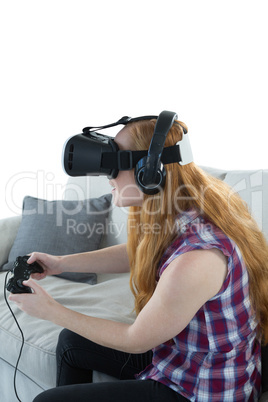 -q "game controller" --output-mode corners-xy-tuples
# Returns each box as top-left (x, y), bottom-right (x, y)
(6, 255), (44, 294)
